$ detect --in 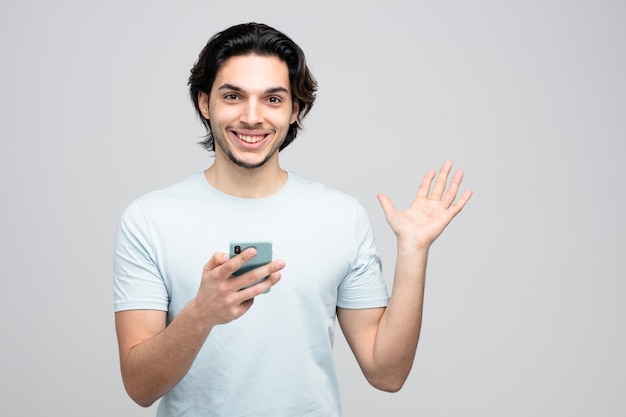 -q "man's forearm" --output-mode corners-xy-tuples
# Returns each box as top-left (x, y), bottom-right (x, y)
(371, 241), (429, 390)
(118, 300), (214, 407)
